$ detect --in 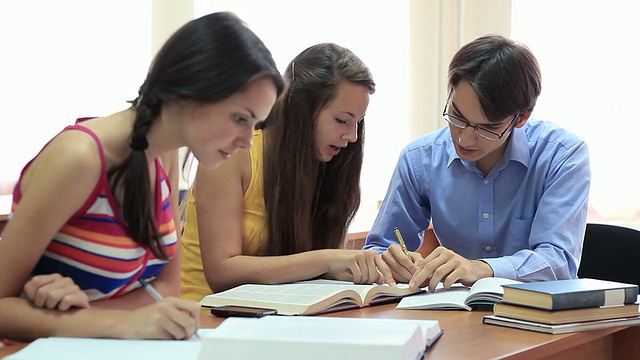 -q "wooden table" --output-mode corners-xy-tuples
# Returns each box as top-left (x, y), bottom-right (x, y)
(2, 303), (638, 359)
